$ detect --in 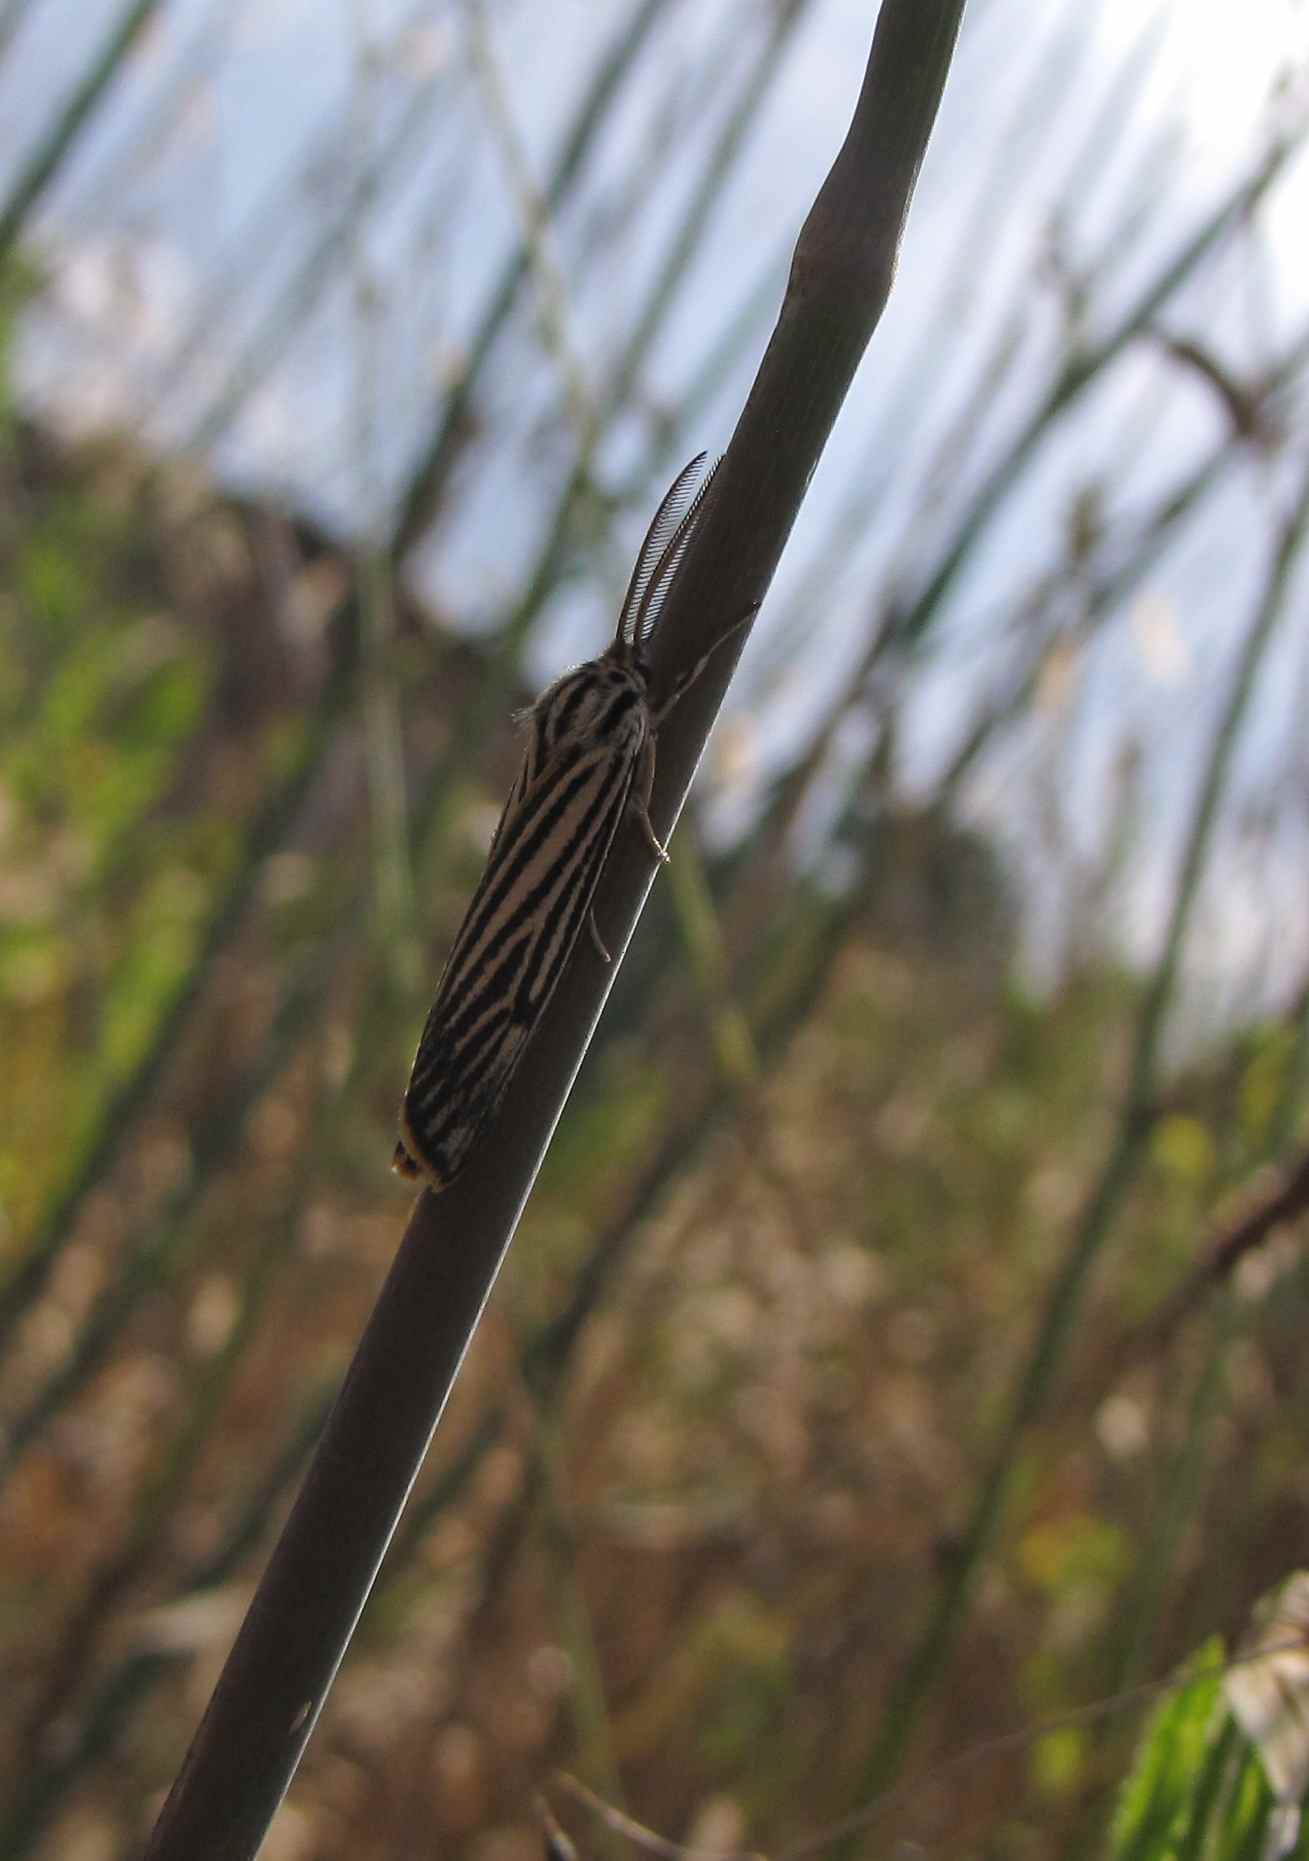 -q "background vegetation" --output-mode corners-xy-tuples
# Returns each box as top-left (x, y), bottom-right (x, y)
(1, 3), (1307, 1857)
